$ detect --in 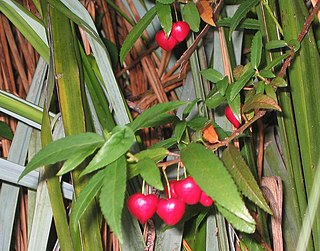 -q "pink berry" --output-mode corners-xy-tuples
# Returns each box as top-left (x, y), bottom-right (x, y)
(171, 21), (190, 42)
(174, 176), (202, 205)
(155, 30), (178, 51)
(156, 198), (186, 225)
